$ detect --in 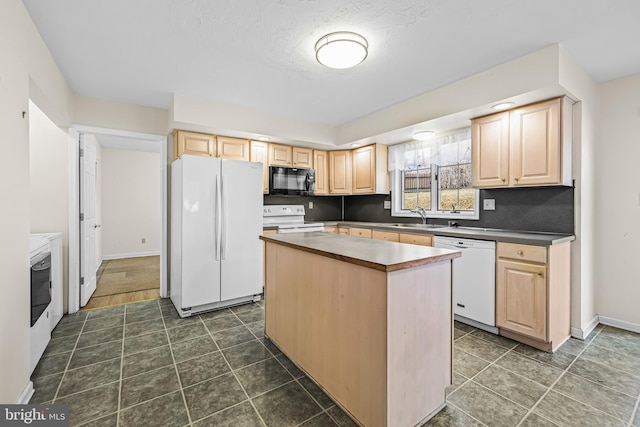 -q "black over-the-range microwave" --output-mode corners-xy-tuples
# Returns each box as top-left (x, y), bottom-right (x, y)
(268, 166), (316, 196)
